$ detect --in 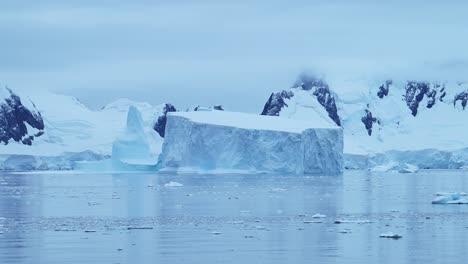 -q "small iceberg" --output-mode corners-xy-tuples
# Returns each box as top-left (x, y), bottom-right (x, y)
(311, 213), (327, 219)
(432, 193), (468, 204)
(398, 163), (419, 174)
(435, 192), (467, 197)
(380, 232), (402, 239)
(111, 106), (157, 170)
(164, 181), (183, 188)
(370, 162), (419, 173)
